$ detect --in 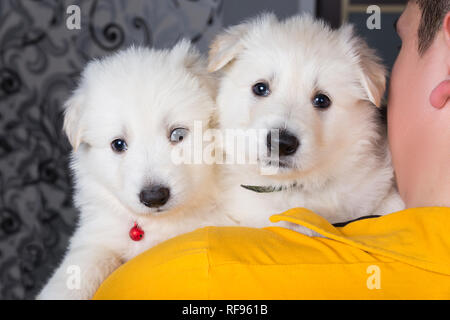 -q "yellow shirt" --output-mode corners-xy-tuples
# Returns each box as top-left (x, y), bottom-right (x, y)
(94, 207), (450, 299)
